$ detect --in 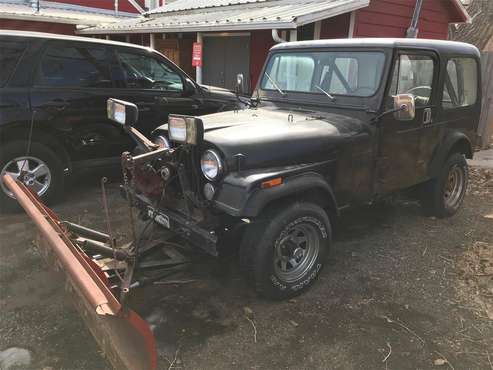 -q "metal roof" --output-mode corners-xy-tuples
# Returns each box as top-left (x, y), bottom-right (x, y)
(77, 0), (369, 34)
(0, 0), (135, 25)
